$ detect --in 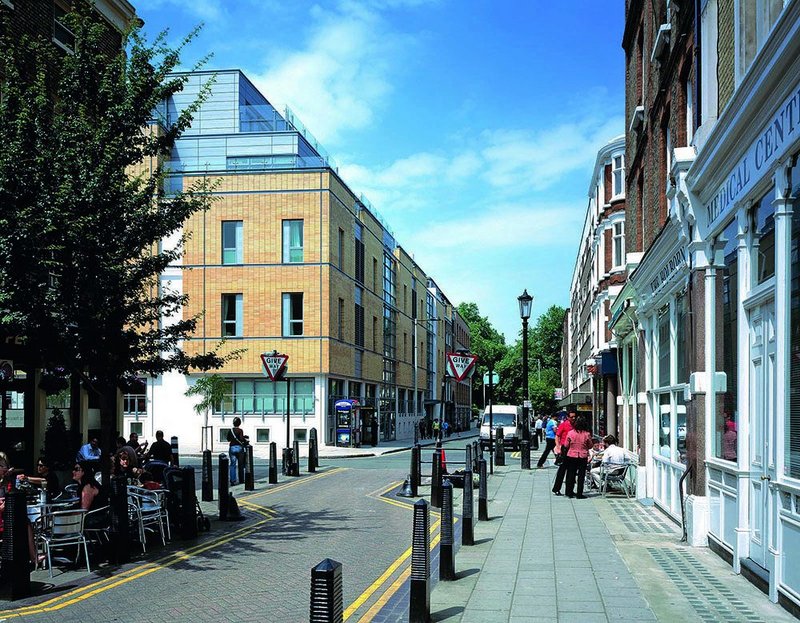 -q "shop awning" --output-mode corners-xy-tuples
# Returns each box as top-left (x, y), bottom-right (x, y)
(558, 391), (592, 408)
